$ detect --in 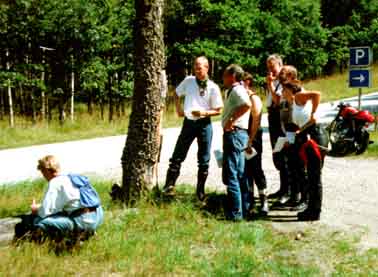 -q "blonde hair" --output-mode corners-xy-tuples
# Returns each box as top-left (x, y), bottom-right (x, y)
(266, 54), (283, 67)
(194, 56), (209, 68)
(37, 155), (60, 173)
(279, 65), (298, 84)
